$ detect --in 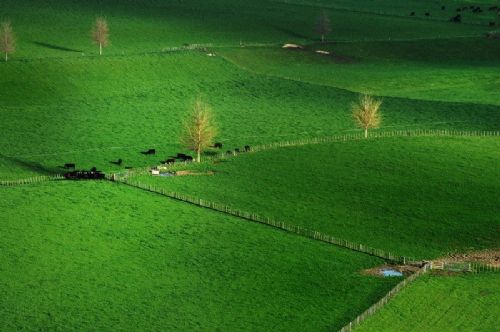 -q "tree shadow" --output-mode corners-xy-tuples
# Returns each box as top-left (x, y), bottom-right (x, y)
(273, 26), (313, 41)
(0, 155), (60, 176)
(32, 41), (83, 53)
